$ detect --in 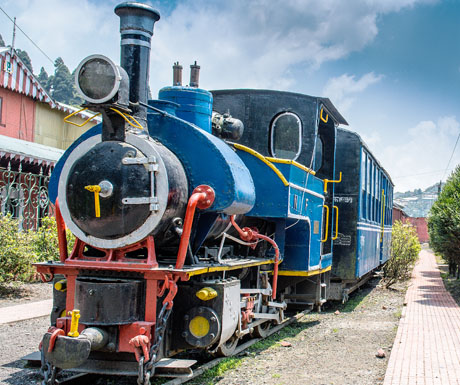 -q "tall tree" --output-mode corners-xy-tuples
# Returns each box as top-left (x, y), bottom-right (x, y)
(16, 49), (33, 73)
(0, 34), (5, 47)
(428, 165), (460, 275)
(37, 67), (49, 91)
(49, 57), (82, 105)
